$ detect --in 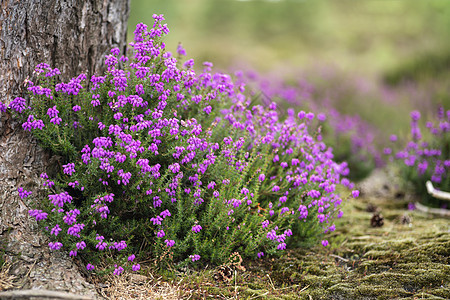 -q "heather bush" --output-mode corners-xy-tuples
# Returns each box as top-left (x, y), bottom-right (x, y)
(387, 107), (449, 208)
(2, 15), (354, 274)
